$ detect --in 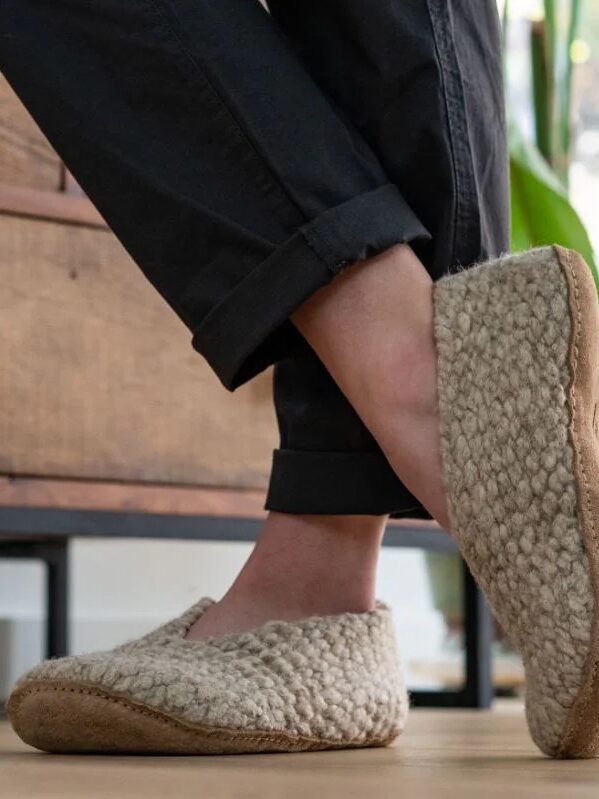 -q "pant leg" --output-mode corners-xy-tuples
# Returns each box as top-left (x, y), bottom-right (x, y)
(267, 0), (509, 274)
(265, 0), (510, 517)
(1, 0), (508, 519)
(268, 348), (429, 516)
(0, 0), (428, 393)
